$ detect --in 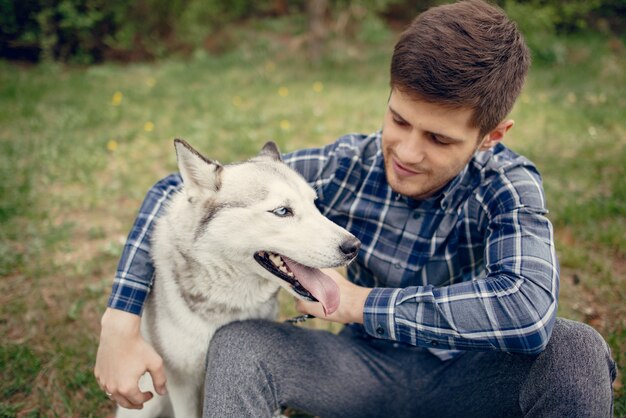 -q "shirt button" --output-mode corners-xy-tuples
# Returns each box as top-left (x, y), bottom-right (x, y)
(412, 212), (420, 219)
(394, 263), (402, 269)
(430, 340), (439, 347)
(376, 326), (385, 335)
